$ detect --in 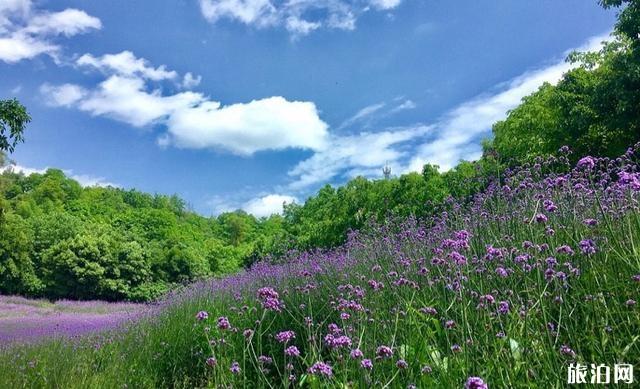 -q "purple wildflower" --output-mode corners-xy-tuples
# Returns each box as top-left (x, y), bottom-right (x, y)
(325, 334), (352, 349)
(350, 349), (364, 359)
(217, 316), (231, 330)
(275, 330), (296, 344)
(361, 359), (373, 370)
(534, 213), (548, 224)
(376, 345), (393, 359)
(285, 346), (300, 357)
(419, 307), (438, 316)
(559, 344), (576, 358)
(206, 357), (217, 367)
(497, 301), (510, 314)
(308, 362), (333, 377)
(577, 156), (595, 169)
(230, 361), (241, 374)
(258, 355), (273, 365)
(579, 239), (597, 255)
(495, 267), (509, 278)
(465, 376), (489, 389)
(196, 311), (209, 321)
(396, 359), (409, 369)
